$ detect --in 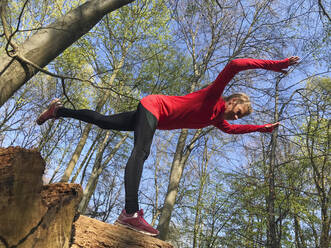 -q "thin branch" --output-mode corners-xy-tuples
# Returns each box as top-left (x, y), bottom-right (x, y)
(60, 78), (76, 110)
(0, 0), (19, 52)
(12, 0), (30, 38)
(9, 52), (139, 101)
(215, 0), (231, 10)
(318, 0), (331, 21)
